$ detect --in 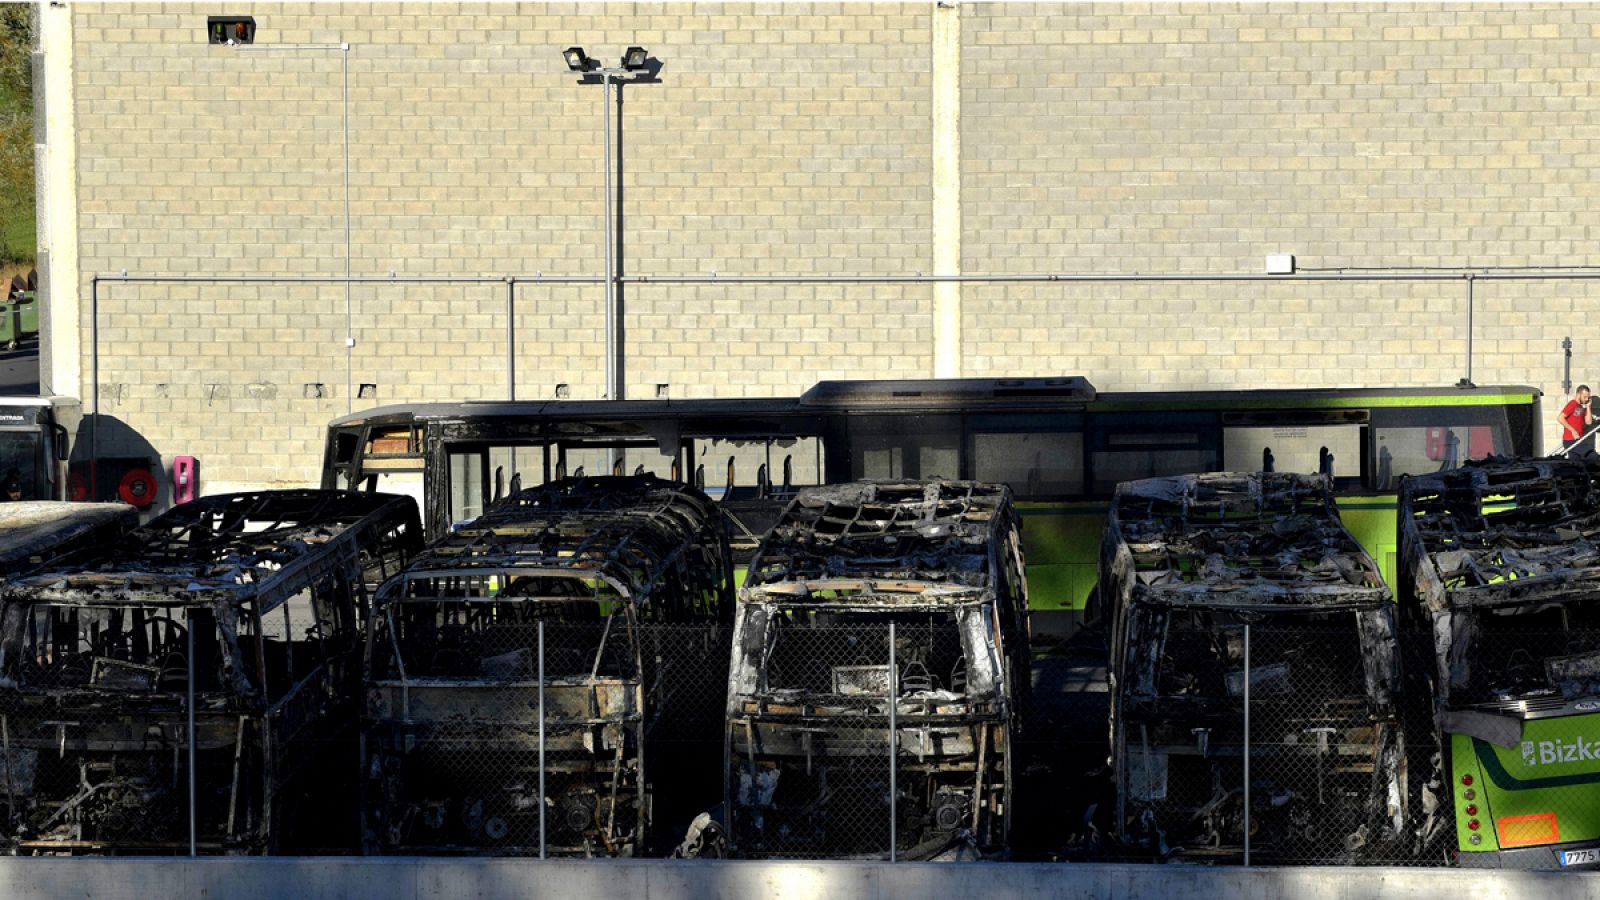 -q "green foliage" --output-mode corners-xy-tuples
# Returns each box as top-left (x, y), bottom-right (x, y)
(0, 3), (29, 113)
(0, 3), (30, 264)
